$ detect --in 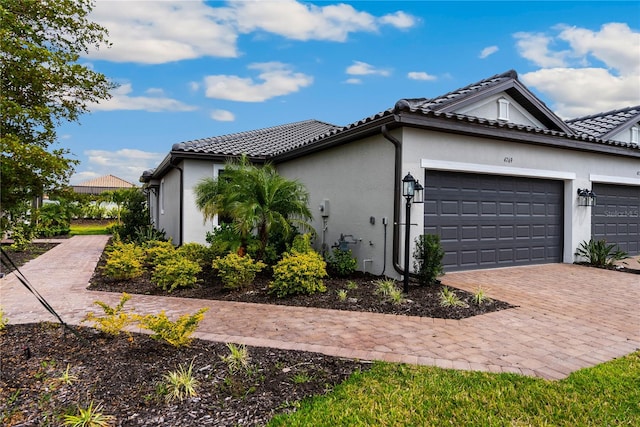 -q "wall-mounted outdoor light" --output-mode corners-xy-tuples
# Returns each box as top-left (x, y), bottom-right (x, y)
(401, 172), (423, 294)
(577, 188), (597, 207)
